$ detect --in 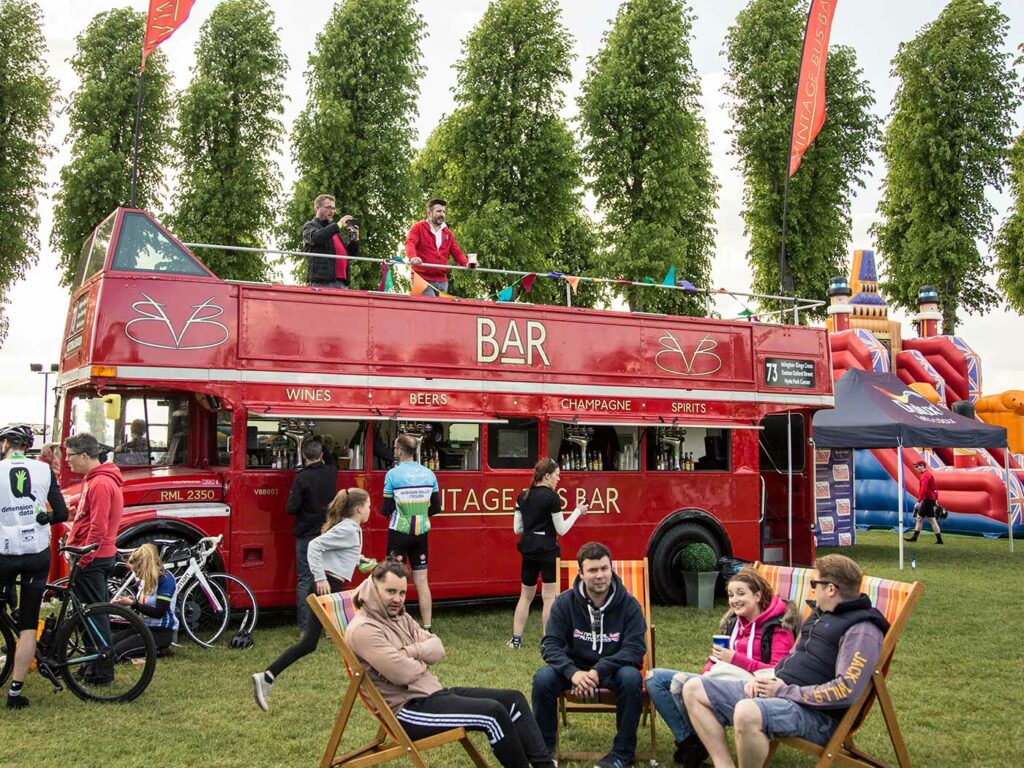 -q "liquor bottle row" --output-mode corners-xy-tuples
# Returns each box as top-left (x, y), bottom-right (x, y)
(246, 447), (299, 469)
(420, 447), (441, 471)
(653, 450), (699, 471)
(561, 450), (605, 471)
